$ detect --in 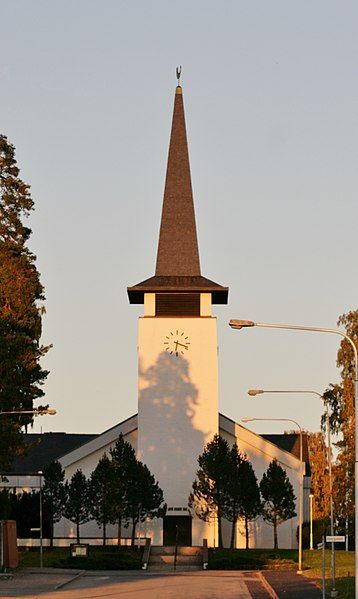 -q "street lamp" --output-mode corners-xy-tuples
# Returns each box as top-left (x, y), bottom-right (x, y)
(38, 470), (43, 569)
(230, 318), (357, 597)
(0, 409), (56, 415)
(309, 493), (314, 551)
(241, 416), (304, 573)
(248, 388), (336, 590)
